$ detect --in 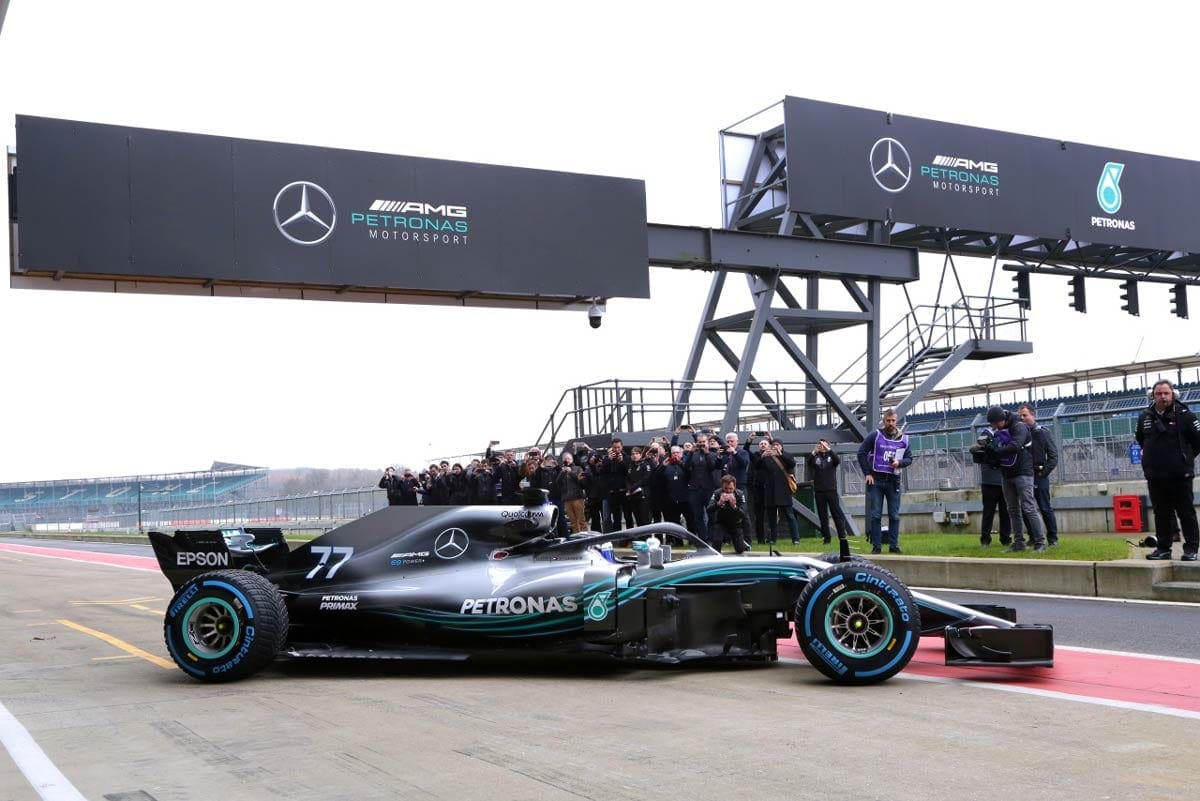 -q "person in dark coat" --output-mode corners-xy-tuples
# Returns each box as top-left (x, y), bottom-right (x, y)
(751, 437), (800, 545)
(804, 440), (850, 544)
(746, 434), (769, 543)
(445, 463), (470, 505)
(488, 444), (522, 504)
(977, 455), (1011, 547)
(625, 447), (654, 527)
(656, 445), (691, 540)
(468, 462), (496, 505)
(1136, 380), (1200, 561)
(683, 434), (721, 542)
(556, 452), (588, 533)
(975, 406), (1046, 553)
(395, 470), (420, 506)
(1019, 404), (1060, 546)
(706, 475), (752, 553)
(379, 467), (404, 506)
